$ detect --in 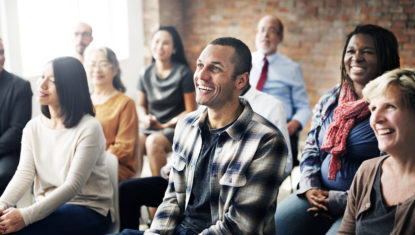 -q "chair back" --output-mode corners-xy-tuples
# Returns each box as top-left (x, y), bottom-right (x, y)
(106, 152), (120, 233)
